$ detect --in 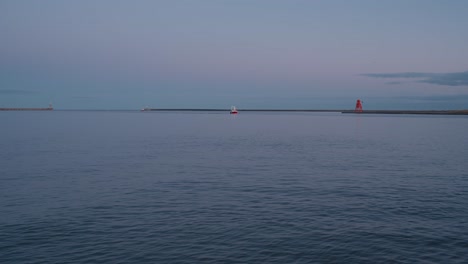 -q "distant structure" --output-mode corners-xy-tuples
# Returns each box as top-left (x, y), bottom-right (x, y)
(355, 99), (363, 113)
(0, 103), (53, 111)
